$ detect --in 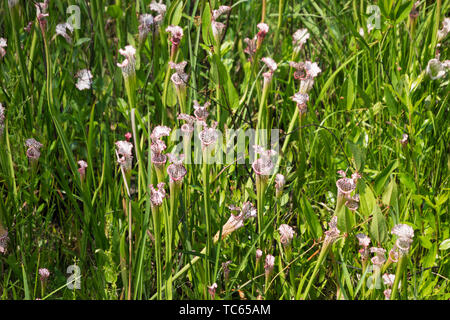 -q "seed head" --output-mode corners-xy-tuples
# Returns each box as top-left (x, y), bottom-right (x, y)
(208, 283), (218, 300)
(324, 215), (340, 244)
(139, 14), (155, 41)
(356, 233), (371, 248)
(0, 227), (9, 254)
(166, 25), (184, 46)
(252, 145), (277, 176)
(292, 28), (310, 52)
(291, 92), (309, 114)
(193, 100), (211, 122)
(0, 38), (7, 59)
(261, 57), (277, 82)
(167, 153), (187, 182)
(77, 160), (88, 180)
(256, 249), (263, 261)
(56, 23), (74, 43)
(215, 202), (257, 241)
(75, 69), (93, 91)
(150, 182), (167, 207)
(426, 58), (447, 80)
(169, 61), (189, 89)
(149, 0), (167, 25)
(437, 17), (450, 42)
(391, 224), (414, 255)
(278, 224), (295, 246)
(115, 140), (133, 172)
(264, 254), (275, 276)
(0, 103), (5, 136)
(345, 194), (360, 211)
(275, 173), (285, 196)
(117, 45), (136, 78)
(39, 268), (50, 281)
(370, 247), (386, 266)
(199, 121), (219, 149)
